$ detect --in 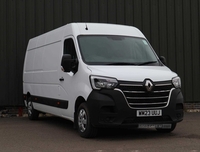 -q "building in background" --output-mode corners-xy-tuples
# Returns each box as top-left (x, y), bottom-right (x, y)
(0, 0), (199, 107)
